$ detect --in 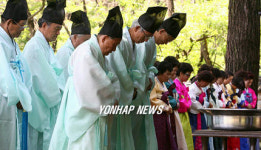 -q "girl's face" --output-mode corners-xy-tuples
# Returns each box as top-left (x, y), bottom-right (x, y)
(171, 67), (178, 80)
(224, 76), (233, 85)
(162, 70), (171, 82)
(198, 80), (209, 88)
(216, 77), (224, 85)
(244, 79), (253, 89)
(179, 72), (191, 82)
